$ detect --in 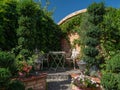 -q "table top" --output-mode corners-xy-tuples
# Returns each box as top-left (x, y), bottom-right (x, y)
(49, 51), (65, 54)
